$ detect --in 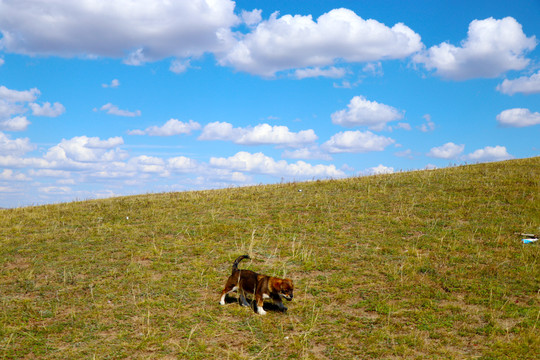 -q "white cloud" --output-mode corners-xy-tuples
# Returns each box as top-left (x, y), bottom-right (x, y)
(322, 130), (395, 153)
(0, 0), (239, 61)
(414, 17), (537, 80)
(128, 119), (201, 136)
(294, 66), (347, 79)
(0, 132), (34, 155)
(28, 169), (71, 178)
(167, 156), (199, 172)
(29, 102), (65, 117)
(496, 108), (540, 127)
(128, 155), (166, 175)
(282, 146), (333, 161)
(427, 142), (465, 159)
(395, 149), (413, 158)
(102, 79), (120, 88)
(362, 62), (383, 76)
(44, 136), (127, 165)
(0, 116), (30, 131)
(396, 122), (412, 131)
(0, 86), (62, 128)
(100, 103), (141, 117)
(366, 164), (394, 175)
(0, 169), (29, 181)
(0, 85), (40, 102)
(0, 155), (51, 169)
(199, 122), (317, 147)
(210, 151), (345, 178)
(123, 48), (147, 66)
(39, 186), (72, 195)
(419, 114), (435, 132)
(331, 96), (403, 131)
(169, 59), (191, 74)
(466, 146), (513, 162)
(219, 8), (422, 76)
(241, 9), (262, 26)
(497, 71), (540, 95)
